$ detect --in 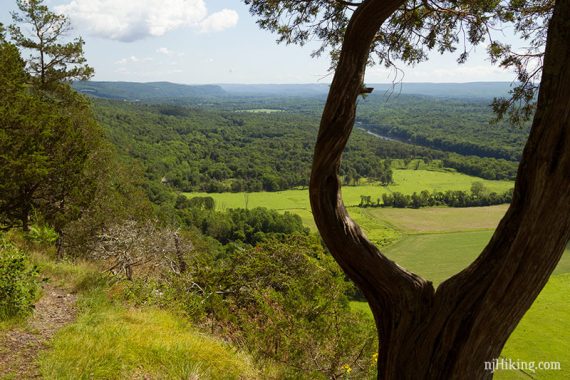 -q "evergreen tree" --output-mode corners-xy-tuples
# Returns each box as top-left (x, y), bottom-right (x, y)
(1, 1), (101, 253)
(9, 0), (93, 89)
